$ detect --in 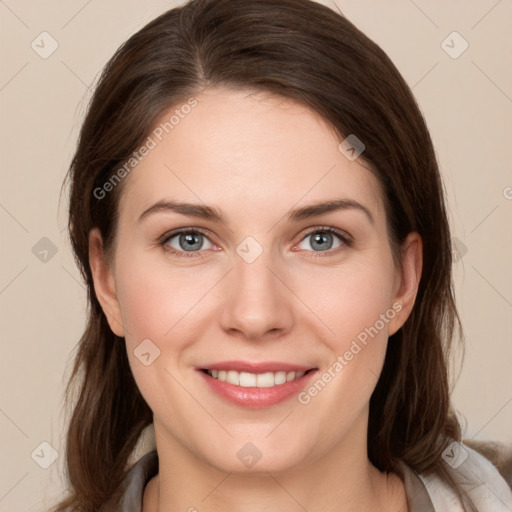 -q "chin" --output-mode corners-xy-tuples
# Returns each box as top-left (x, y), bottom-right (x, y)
(199, 438), (310, 475)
